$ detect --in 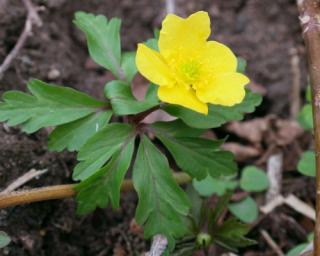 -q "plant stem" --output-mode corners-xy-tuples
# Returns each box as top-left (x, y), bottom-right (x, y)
(0, 172), (191, 209)
(297, 0), (320, 255)
(129, 105), (160, 124)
